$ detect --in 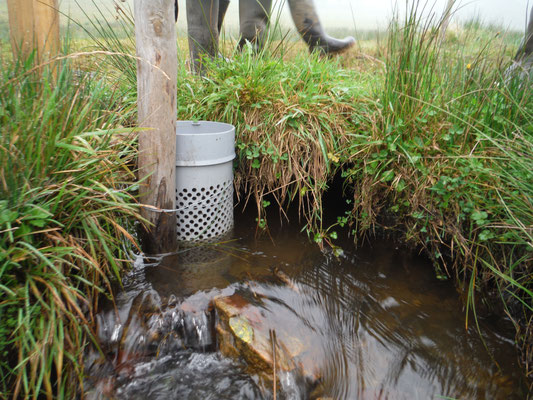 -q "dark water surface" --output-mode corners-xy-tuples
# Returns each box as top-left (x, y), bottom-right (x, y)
(86, 211), (528, 399)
